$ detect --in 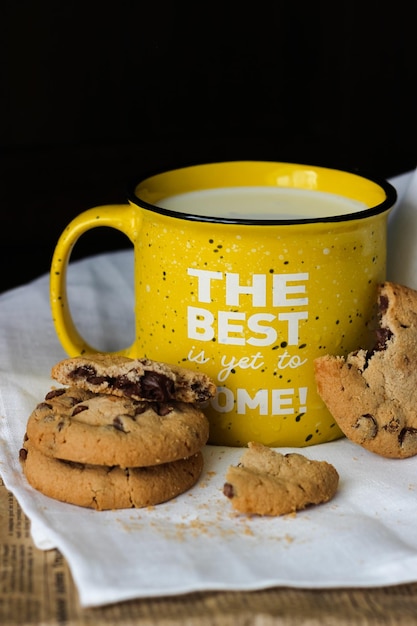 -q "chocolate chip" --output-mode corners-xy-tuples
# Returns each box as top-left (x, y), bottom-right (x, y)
(45, 388), (66, 400)
(68, 396), (83, 406)
(37, 402), (53, 411)
(72, 405), (88, 416)
(69, 365), (96, 379)
(223, 483), (235, 498)
(355, 414), (378, 440)
(379, 294), (389, 314)
(399, 427), (417, 451)
(69, 364), (108, 385)
(113, 416), (127, 432)
(156, 403), (174, 416)
(133, 402), (150, 416)
(374, 327), (393, 351)
(70, 364), (176, 403)
(19, 448), (28, 461)
(190, 382), (213, 402)
(87, 375), (109, 385)
(137, 371), (175, 402)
